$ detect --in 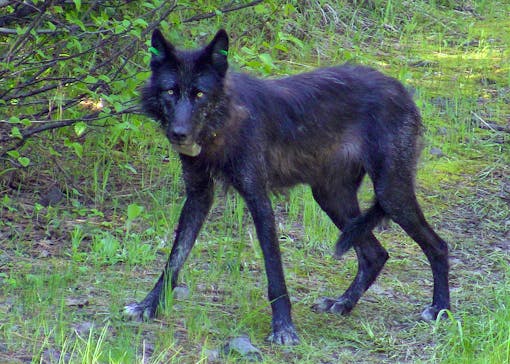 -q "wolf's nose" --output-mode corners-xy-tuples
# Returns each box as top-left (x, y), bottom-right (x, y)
(168, 126), (189, 143)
